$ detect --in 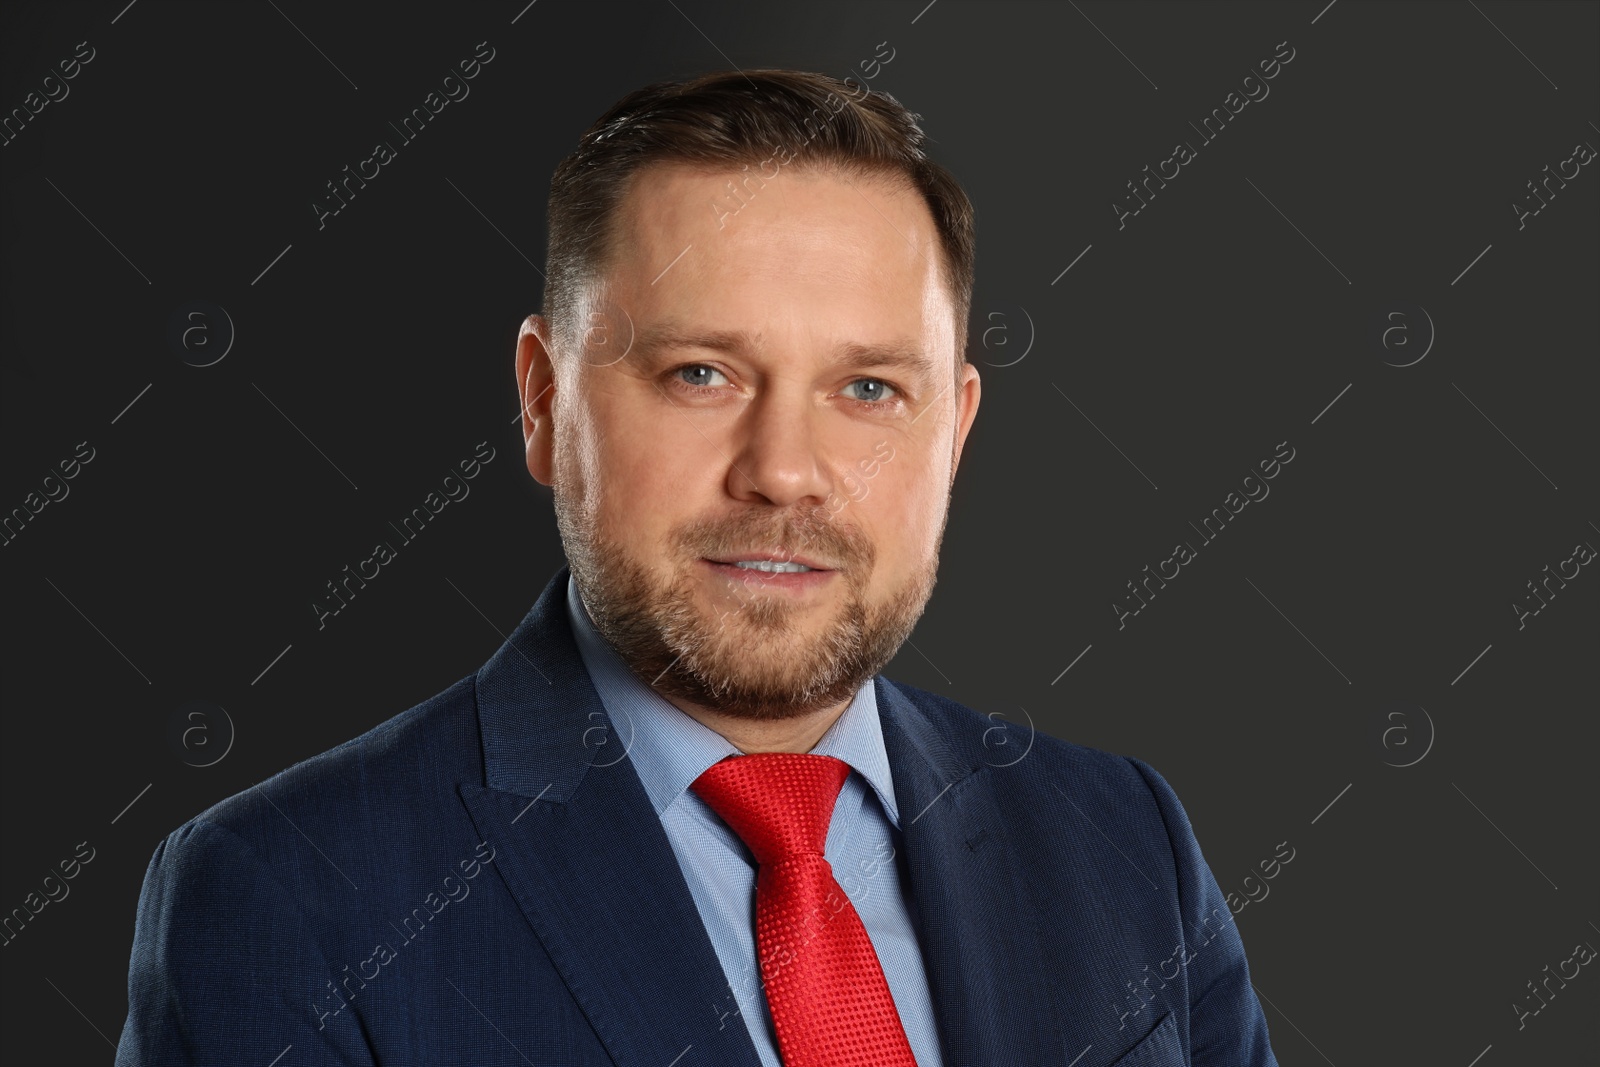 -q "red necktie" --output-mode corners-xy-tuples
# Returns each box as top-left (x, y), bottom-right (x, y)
(690, 752), (920, 1066)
